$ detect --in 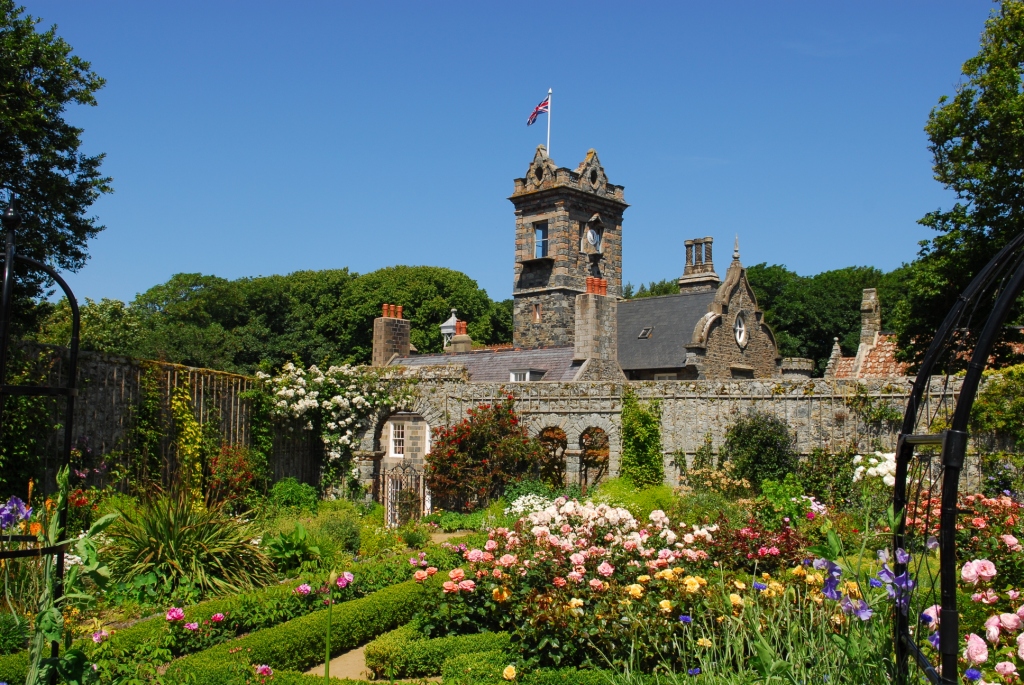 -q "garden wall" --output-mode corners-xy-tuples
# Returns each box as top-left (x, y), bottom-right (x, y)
(16, 343), (323, 488)
(357, 366), (963, 487)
